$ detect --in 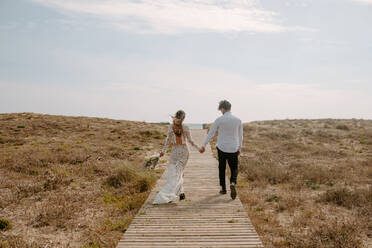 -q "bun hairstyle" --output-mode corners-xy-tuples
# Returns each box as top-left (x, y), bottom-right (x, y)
(175, 110), (185, 121)
(172, 110), (186, 136)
